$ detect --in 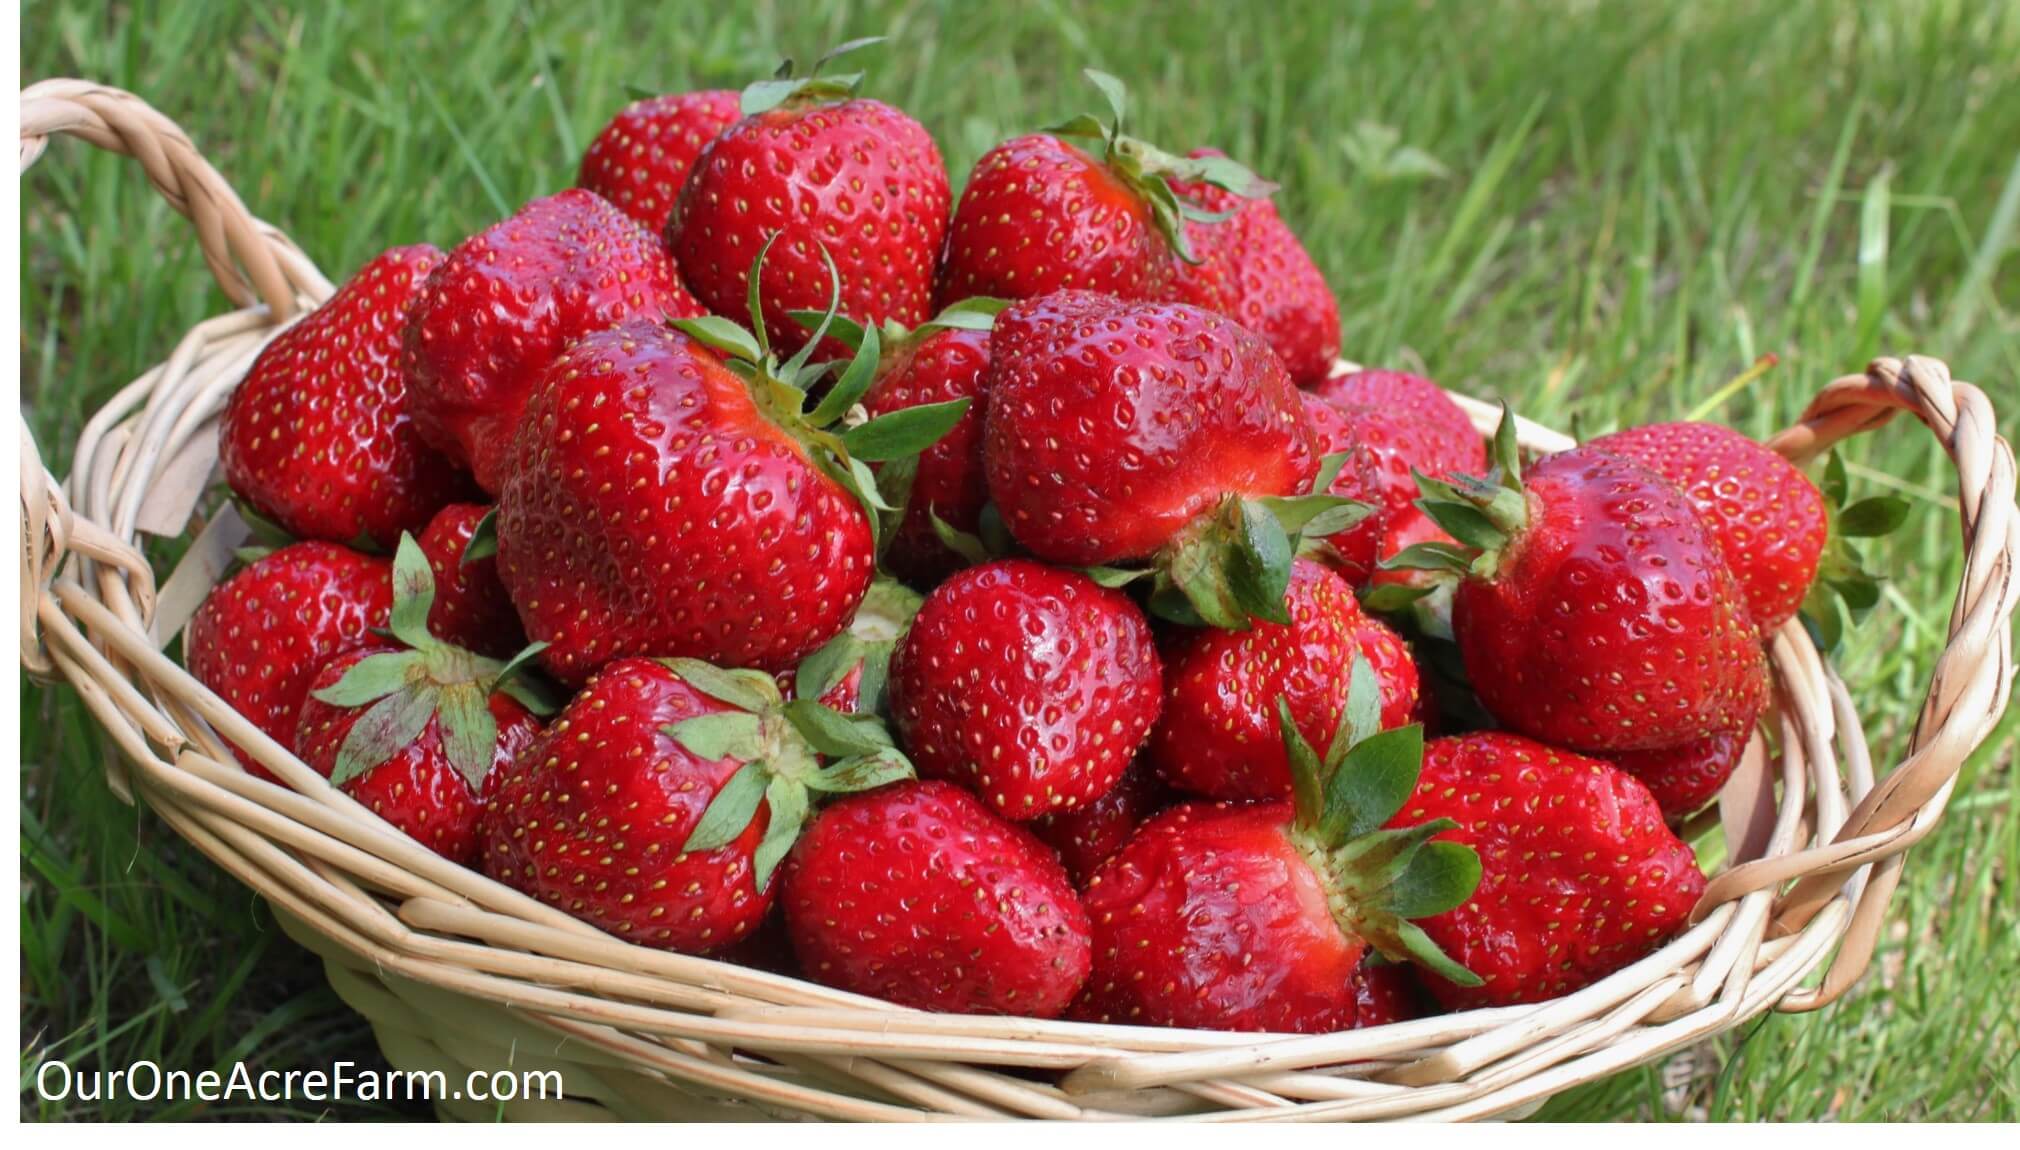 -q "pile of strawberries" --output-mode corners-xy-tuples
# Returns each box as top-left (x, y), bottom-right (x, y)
(187, 46), (1902, 1034)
